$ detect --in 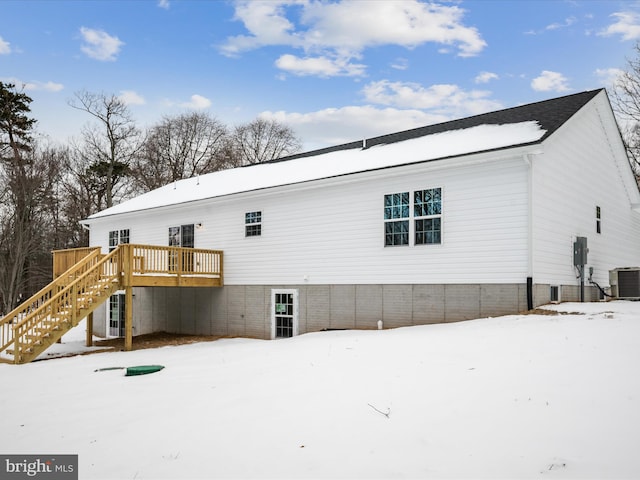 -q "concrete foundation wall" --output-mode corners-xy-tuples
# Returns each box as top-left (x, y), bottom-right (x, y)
(91, 282), (602, 340)
(122, 283), (534, 340)
(533, 284), (599, 305)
